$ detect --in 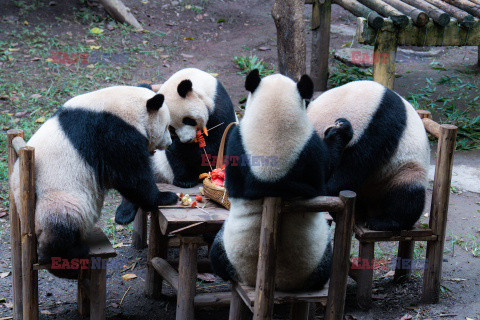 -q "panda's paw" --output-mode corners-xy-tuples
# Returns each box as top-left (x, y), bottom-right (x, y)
(365, 217), (401, 231)
(327, 118), (353, 146)
(157, 191), (179, 205)
(115, 199), (139, 225)
(173, 178), (198, 188)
